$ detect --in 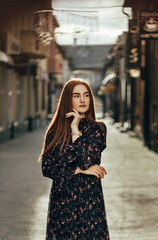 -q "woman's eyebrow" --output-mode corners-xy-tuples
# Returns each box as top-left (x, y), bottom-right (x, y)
(72, 91), (89, 94)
